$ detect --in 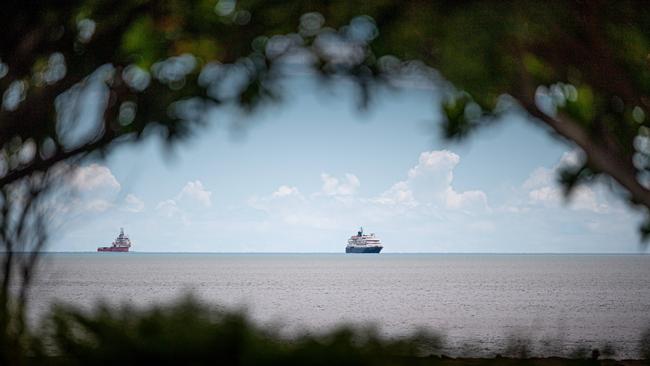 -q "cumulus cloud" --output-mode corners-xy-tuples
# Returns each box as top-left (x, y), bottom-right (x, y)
(408, 150), (460, 180)
(123, 194), (145, 212)
(528, 185), (606, 212)
(249, 150), (489, 231)
(155, 180), (212, 222)
(377, 150), (488, 210)
(55, 165), (147, 216)
(523, 150), (608, 213)
(249, 185), (306, 212)
(320, 173), (360, 196)
(177, 180), (212, 207)
(156, 199), (180, 218)
(54, 163), (122, 214)
(523, 151), (585, 191)
(375, 181), (417, 207)
(85, 199), (113, 212)
(522, 167), (553, 191)
(445, 188), (488, 210)
(249, 185), (302, 213)
(69, 163), (120, 191)
(272, 185), (302, 198)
